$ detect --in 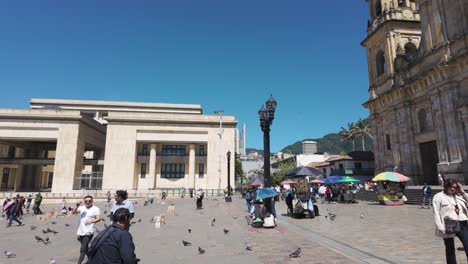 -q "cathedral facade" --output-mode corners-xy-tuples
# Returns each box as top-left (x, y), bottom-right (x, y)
(362, 0), (468, 184)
